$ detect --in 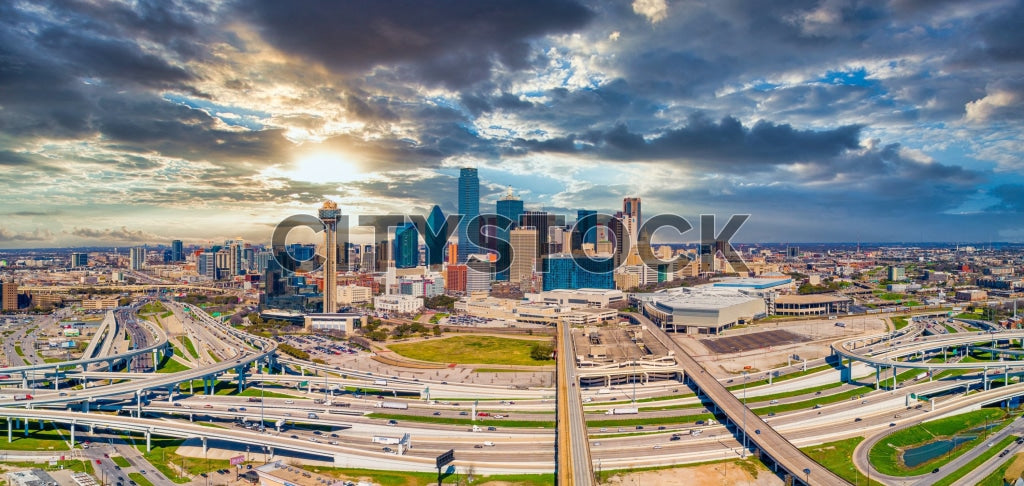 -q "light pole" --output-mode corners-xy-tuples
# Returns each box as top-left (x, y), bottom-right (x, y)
(742, 371), (748, 458)
(260, 381), (264, 433)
